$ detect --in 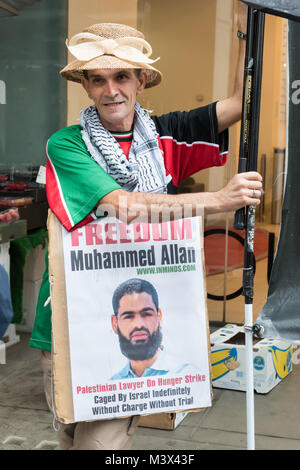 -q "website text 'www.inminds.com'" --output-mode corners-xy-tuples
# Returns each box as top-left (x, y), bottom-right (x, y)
(136, 264), (196, 275)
